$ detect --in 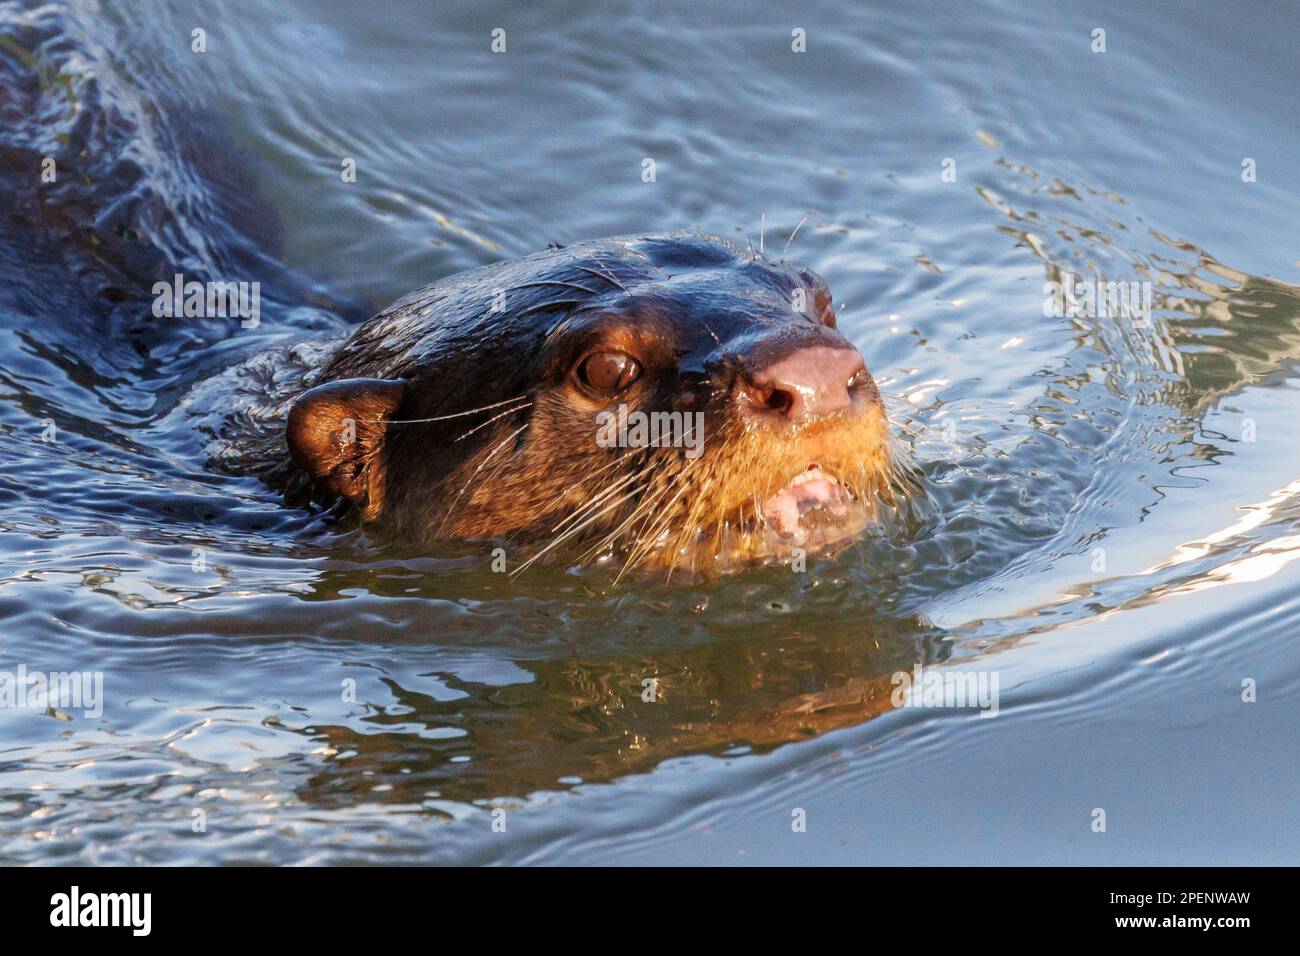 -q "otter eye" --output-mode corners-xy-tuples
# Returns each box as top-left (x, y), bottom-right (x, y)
(577, 351), (641, 393)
